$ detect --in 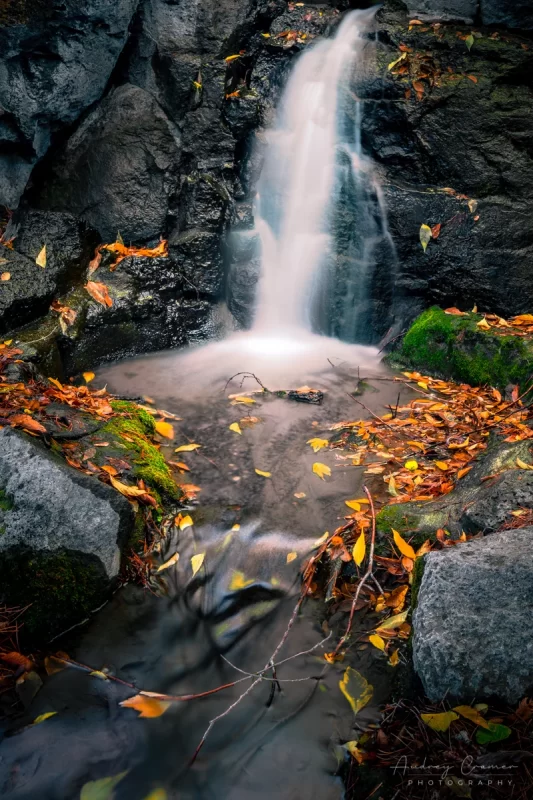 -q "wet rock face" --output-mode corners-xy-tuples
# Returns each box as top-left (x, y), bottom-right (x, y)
(413, 528), (533, 702)
(0, 0), (139, 208)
